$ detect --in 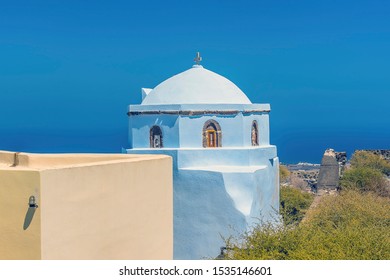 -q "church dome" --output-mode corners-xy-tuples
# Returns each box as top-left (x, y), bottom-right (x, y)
(141, 65), (252, 105)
